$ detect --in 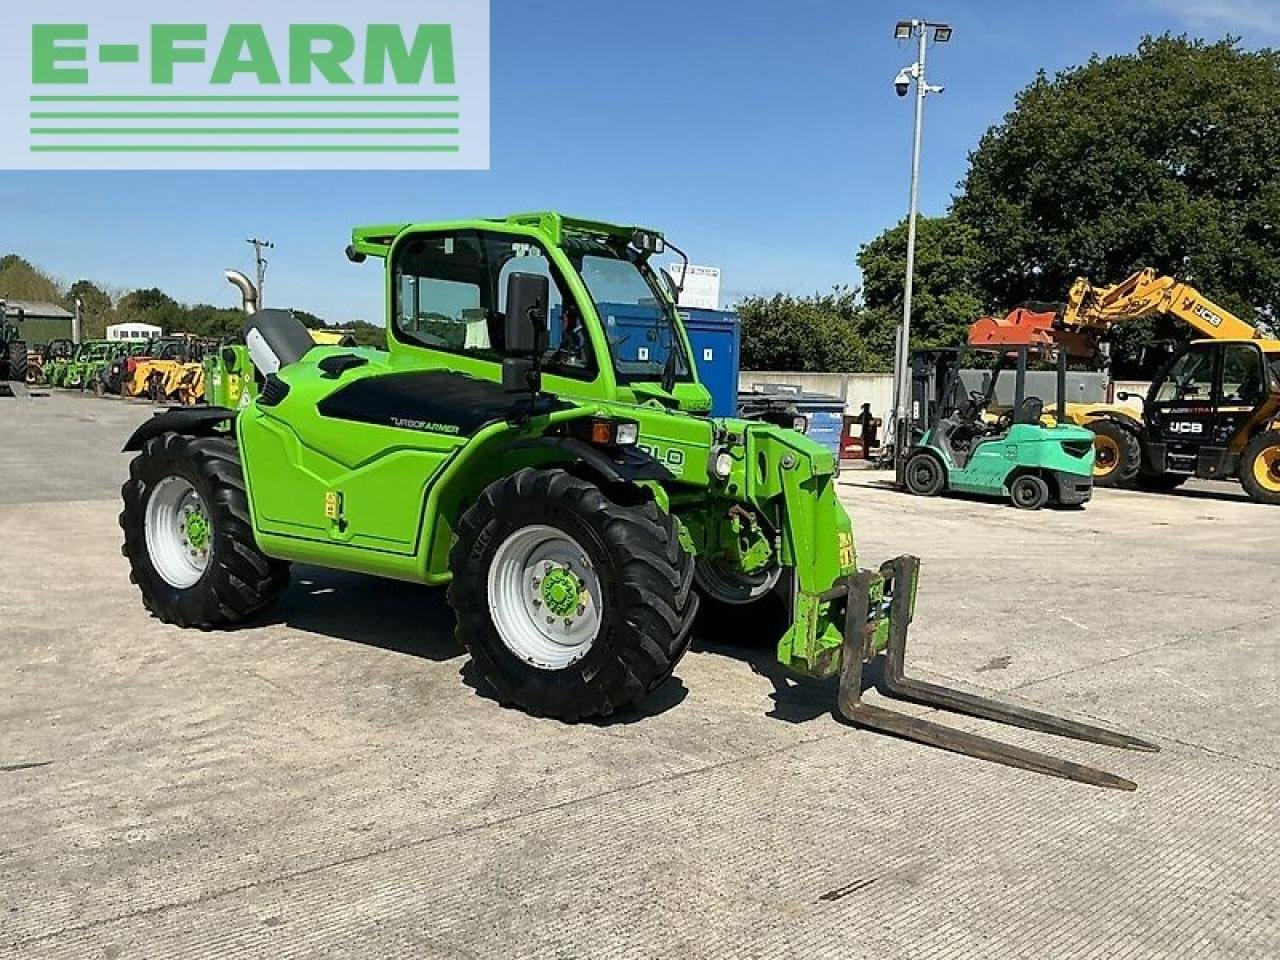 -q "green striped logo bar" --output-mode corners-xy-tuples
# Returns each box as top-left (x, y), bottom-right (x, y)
(4, 2), (490, 169)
